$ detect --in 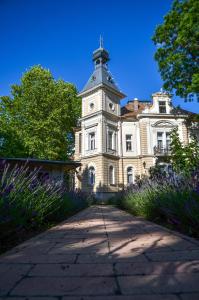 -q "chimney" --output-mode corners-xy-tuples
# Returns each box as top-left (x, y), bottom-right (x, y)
(133, 98), (139, 111)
